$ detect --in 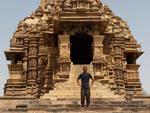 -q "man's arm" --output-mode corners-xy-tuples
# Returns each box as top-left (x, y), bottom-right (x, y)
(90, 74), (94, 86)
(77, 75), (81, 86)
